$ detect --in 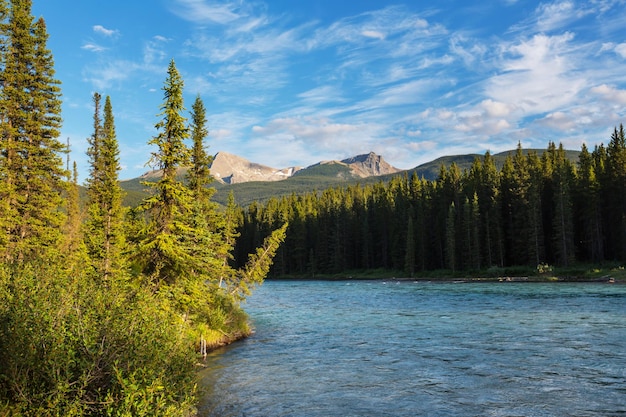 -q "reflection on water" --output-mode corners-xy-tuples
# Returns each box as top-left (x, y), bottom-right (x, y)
(198, 281), (626, 416)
